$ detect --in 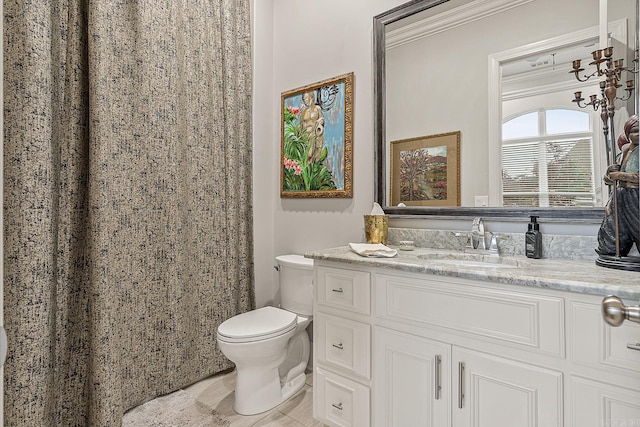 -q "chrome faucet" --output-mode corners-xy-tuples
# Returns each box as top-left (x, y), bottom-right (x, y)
(465, 218), (499, 254)
(470, 217), (486, 250)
